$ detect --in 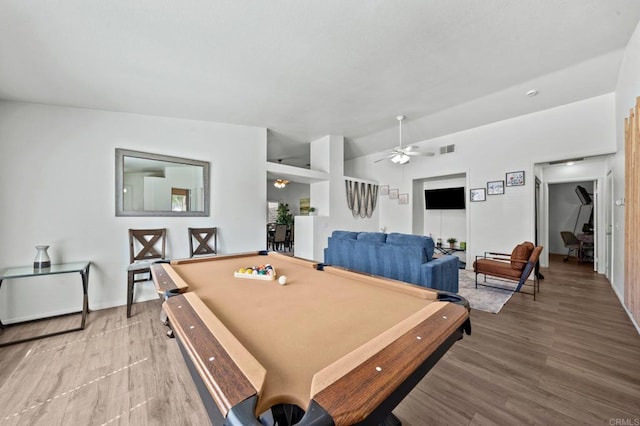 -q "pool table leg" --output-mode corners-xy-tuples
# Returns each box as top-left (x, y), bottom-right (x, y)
(382, 413), (402, 425)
